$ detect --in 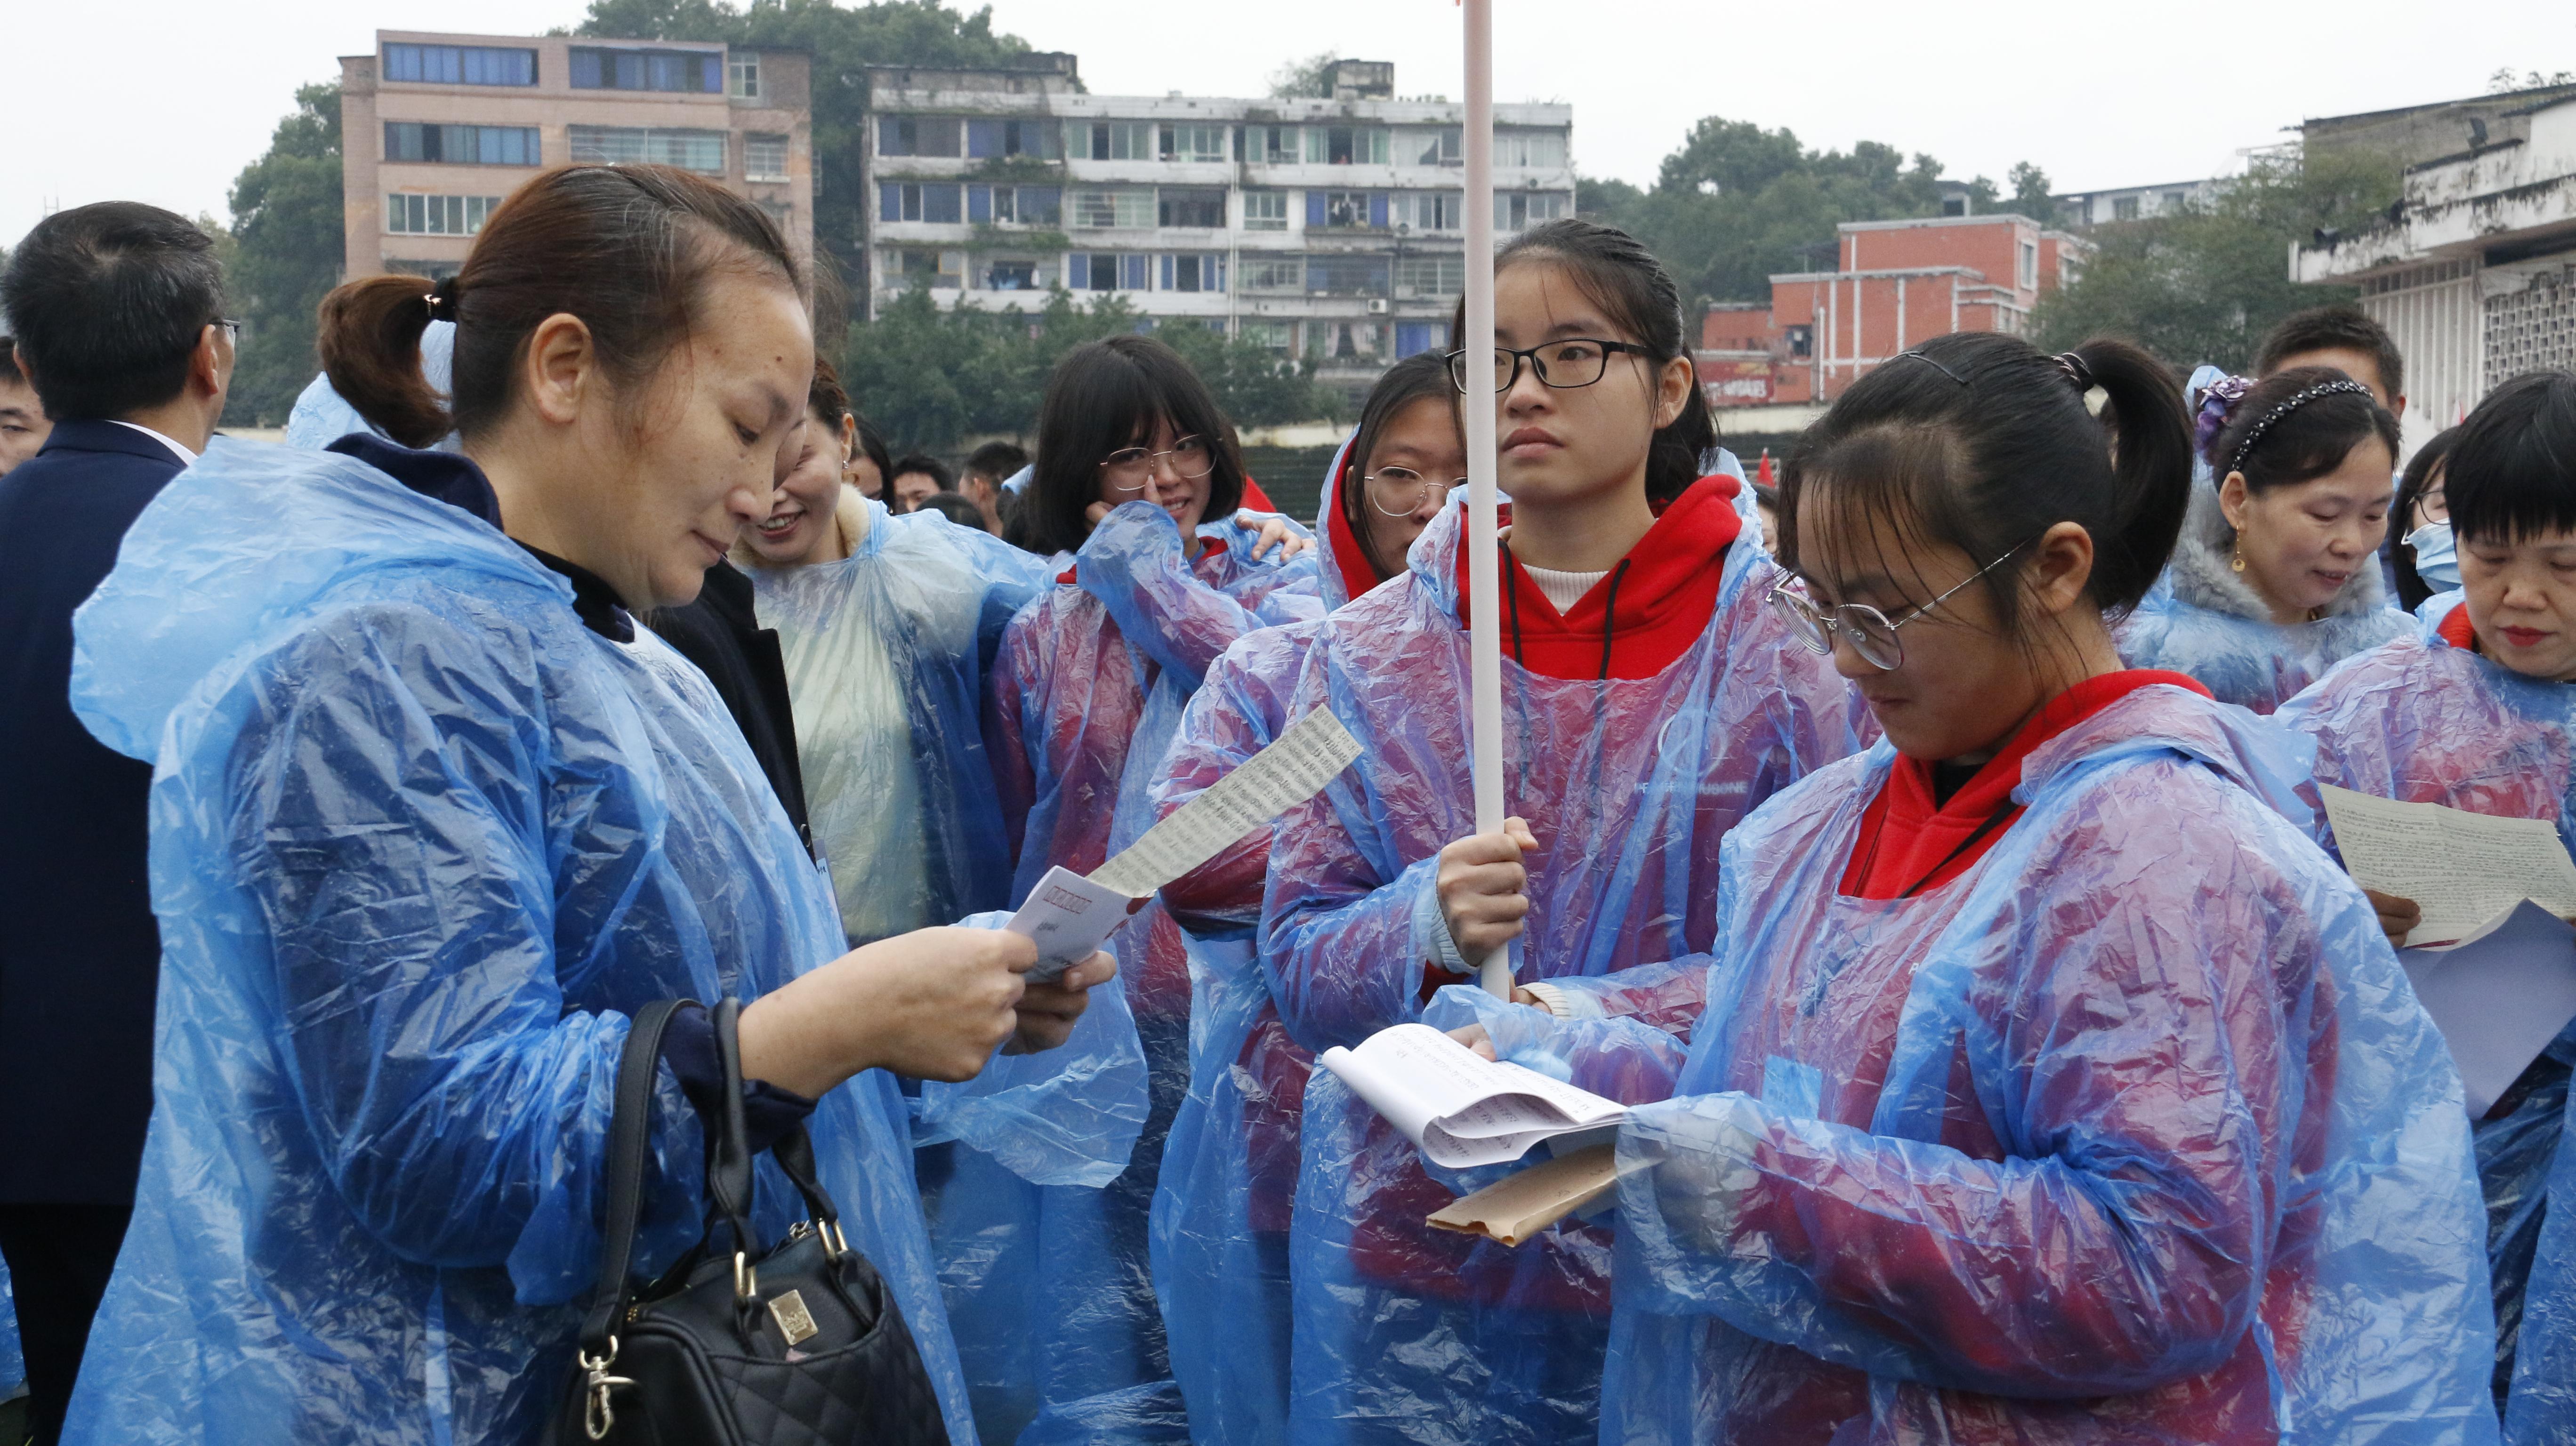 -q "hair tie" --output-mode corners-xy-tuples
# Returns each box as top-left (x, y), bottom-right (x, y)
(2053, 351), (2094, 393)
(2223, 379), (2374, 478)
(2192, 374), (2256, 465)
(424, 275), (460, 324)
